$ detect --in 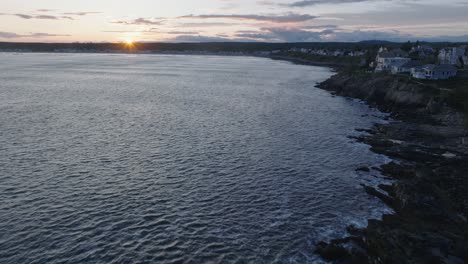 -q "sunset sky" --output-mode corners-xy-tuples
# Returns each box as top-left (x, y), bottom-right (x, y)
(1, 0), (468, 42)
